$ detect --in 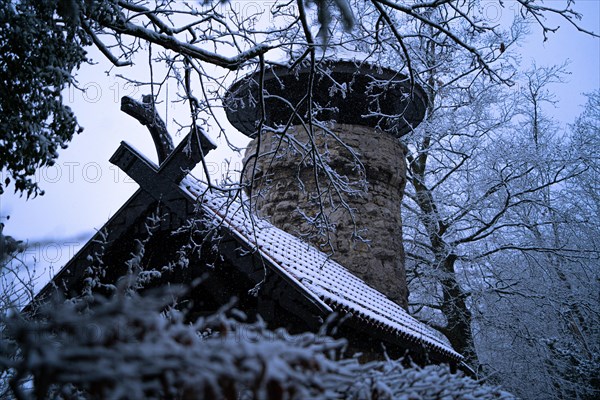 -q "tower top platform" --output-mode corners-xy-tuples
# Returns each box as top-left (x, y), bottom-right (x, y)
(225, 59), (428, 138)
